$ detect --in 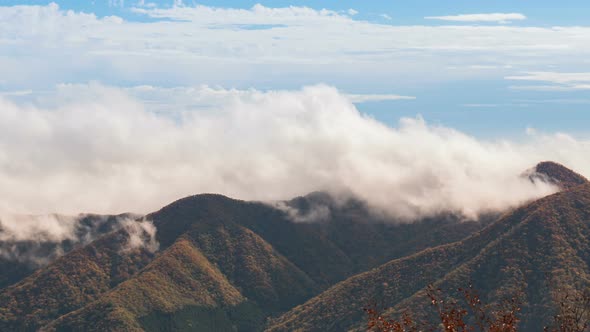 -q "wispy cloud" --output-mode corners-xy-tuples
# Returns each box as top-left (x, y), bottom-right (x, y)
(347, 9), (358, 16)
(119, 219), (159, 253)
(462, 103), (530, 108)
(425, 13), (527, 23)
(0, 4), (588, 89)
(0, 90), (32, 97)
(509, 85), (590, 91)
(131, 3), (356, 24)
(506, 72), (590, 84)
(49, 84), (413, 113)
(345, 93), (415, 103)
(0, 214), (149, 266)
(506, 72), (590, 91)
